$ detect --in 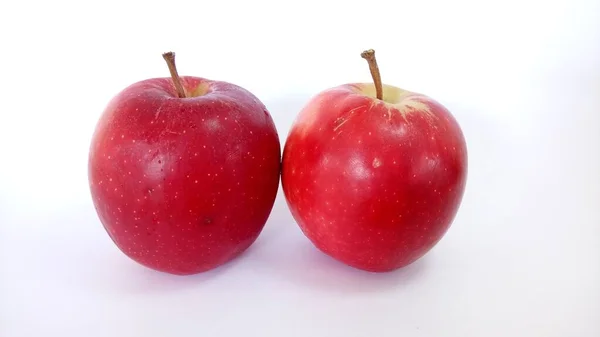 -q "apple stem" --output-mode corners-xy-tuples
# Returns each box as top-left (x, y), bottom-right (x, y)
(361, 49), (383, 100)
(162, 52), (187, 98)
